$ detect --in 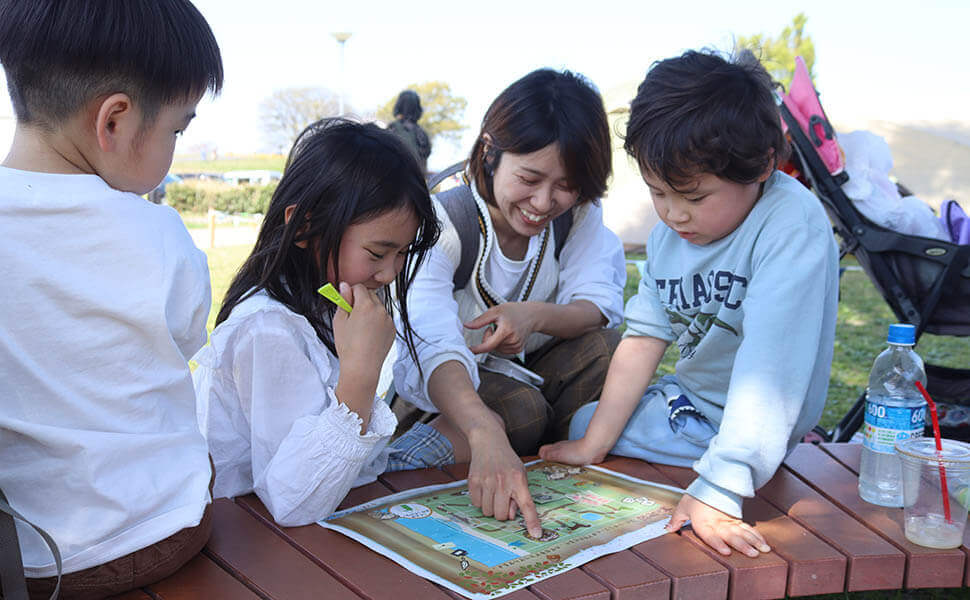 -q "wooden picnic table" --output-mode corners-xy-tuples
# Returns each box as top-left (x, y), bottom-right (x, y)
(120, 443), (970, 600)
